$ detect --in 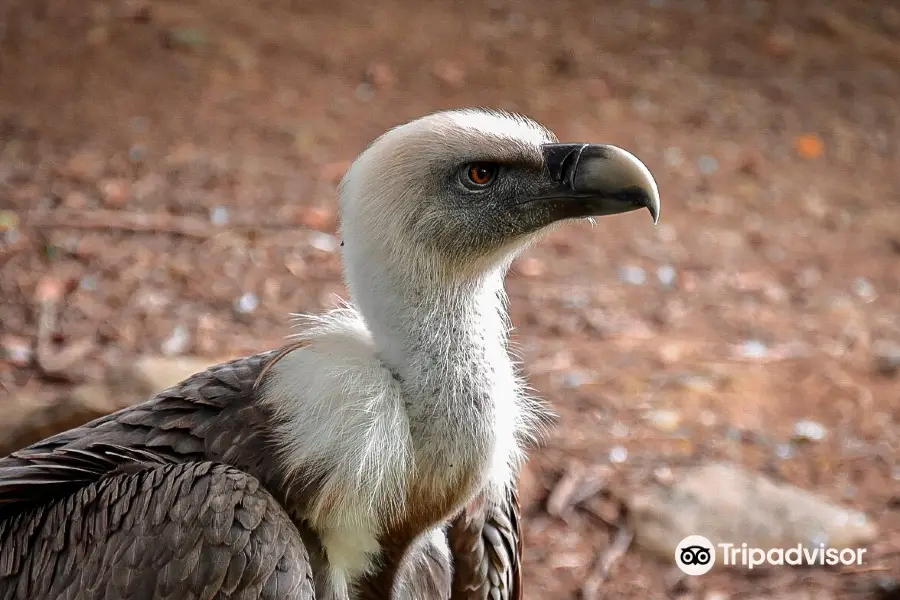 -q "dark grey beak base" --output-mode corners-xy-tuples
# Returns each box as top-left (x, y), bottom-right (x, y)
(539, 143), (660, 223)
